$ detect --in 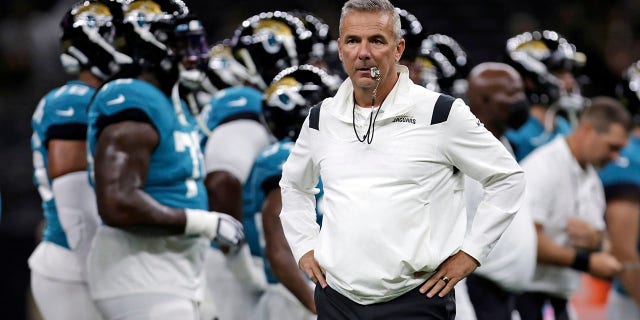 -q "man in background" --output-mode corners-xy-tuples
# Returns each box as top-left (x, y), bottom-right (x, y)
(28, 1), (131, 318)
(599, 61), (640, 319)
(461, 62), (537, 320)
(516, 97), (629, 320)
